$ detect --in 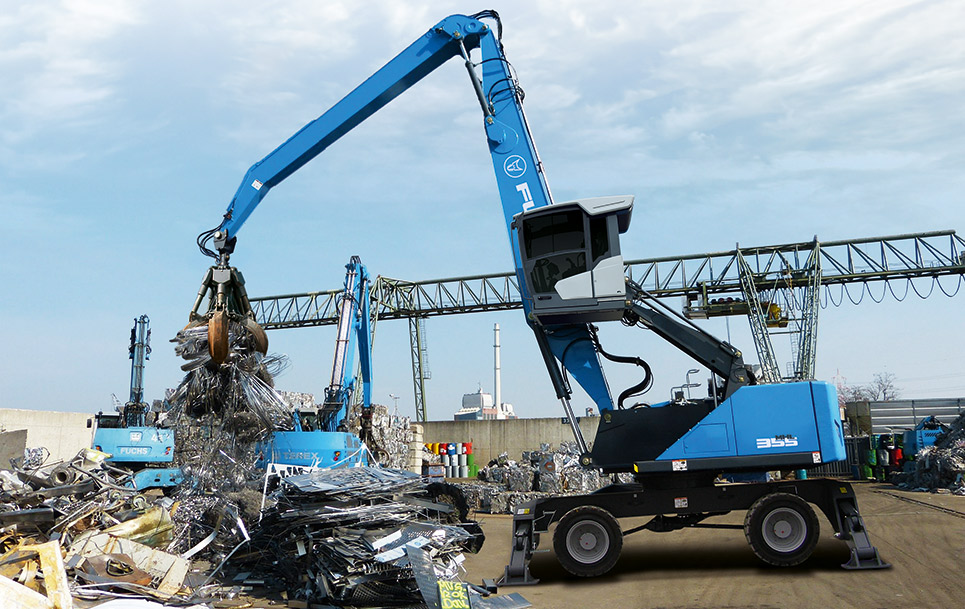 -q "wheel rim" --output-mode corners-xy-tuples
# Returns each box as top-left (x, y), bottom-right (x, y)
(566, 520), (610, 564)
(761, 508), (807, 553)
